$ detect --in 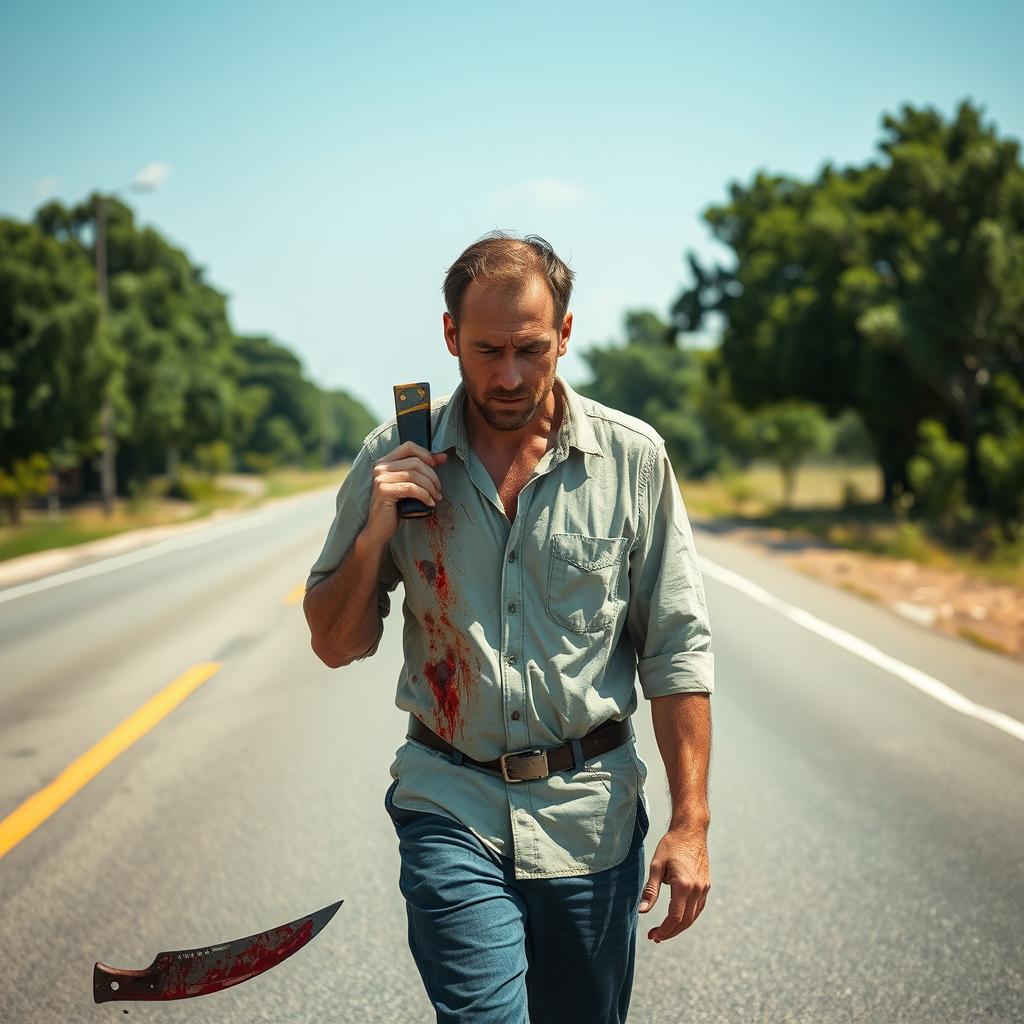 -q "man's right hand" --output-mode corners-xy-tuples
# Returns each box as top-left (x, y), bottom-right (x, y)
(366, 441), (448, 544)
